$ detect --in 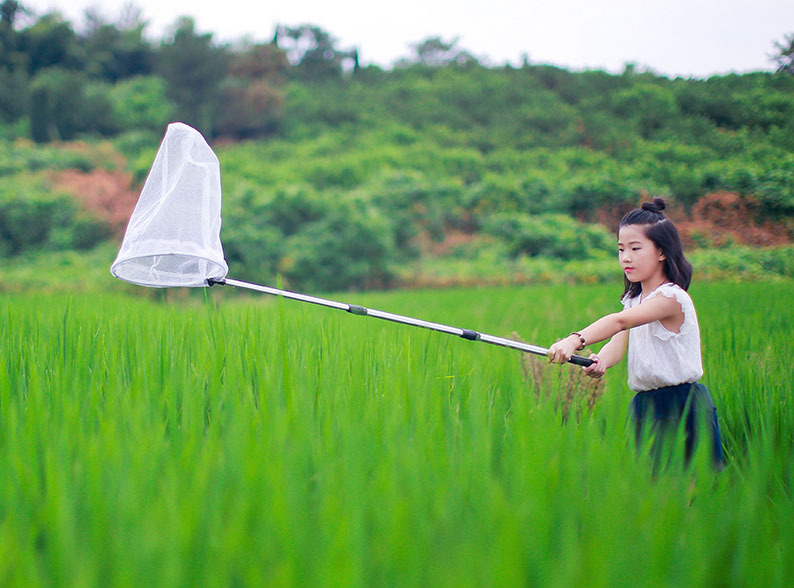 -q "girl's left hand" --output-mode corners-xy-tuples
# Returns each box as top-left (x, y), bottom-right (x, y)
(582, 354), (606, 378)
(547, 335), (580, 364)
